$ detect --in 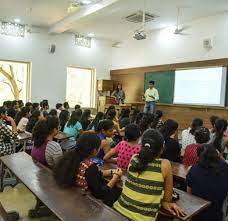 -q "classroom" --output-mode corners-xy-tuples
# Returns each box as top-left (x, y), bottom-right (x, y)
(0, 0), (228, 221)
